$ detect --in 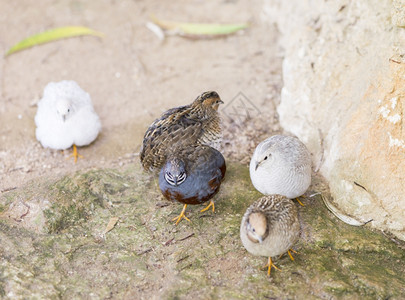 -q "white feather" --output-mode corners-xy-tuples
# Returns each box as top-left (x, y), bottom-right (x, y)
(249, 135), (312, 198)
(35, 80), (101, 150)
